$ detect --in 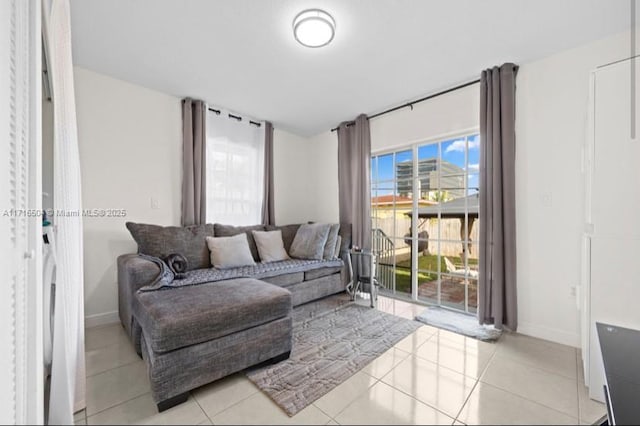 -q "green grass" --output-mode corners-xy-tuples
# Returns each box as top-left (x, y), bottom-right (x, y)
(382, 254), (478, 294)
(393, 268), (427, 294)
